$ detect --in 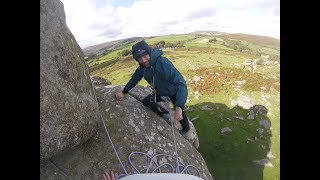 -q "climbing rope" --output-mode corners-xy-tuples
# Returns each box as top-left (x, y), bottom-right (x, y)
(91, 86), (129, 176)
(51, 73), (203, 179)
(90, 80), (203, 179)
(165, 97), (180, 173)
(49, 159), (72, 180)
(127, 152), (201, 176)
(107, 96), (202, 180)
